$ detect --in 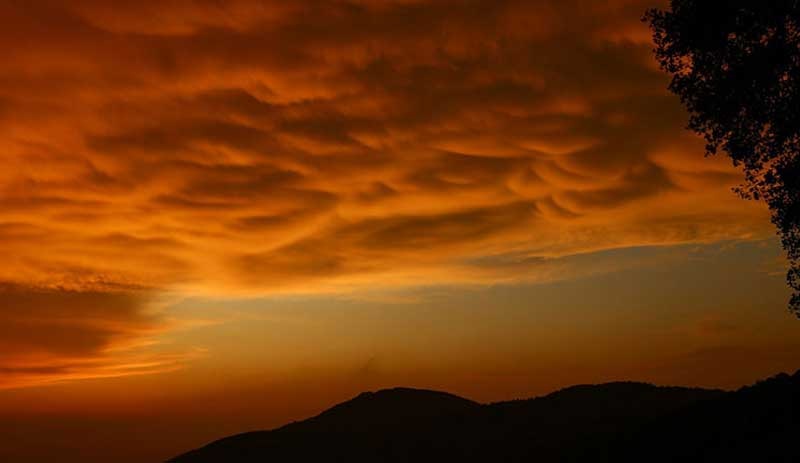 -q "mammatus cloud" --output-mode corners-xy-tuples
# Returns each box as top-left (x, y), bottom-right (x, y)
(0, 0), (771, 385)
